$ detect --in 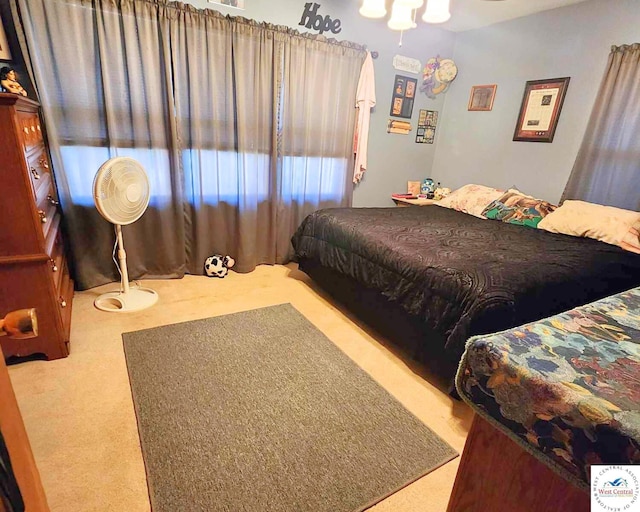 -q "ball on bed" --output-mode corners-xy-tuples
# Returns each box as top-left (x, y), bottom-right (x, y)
(204, 254), (235, 278)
